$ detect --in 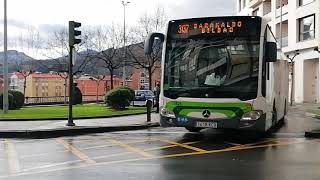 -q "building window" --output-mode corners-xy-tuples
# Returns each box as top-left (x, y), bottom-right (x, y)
(242, 0), (246, 9)
(299, 0), (314, 6)
(299, 15), (315, 41)
(35, 86), (39, 97)
(238, 0), (246, 11)
(55, 86), (62, 96)
(276, 0), (288, 8)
